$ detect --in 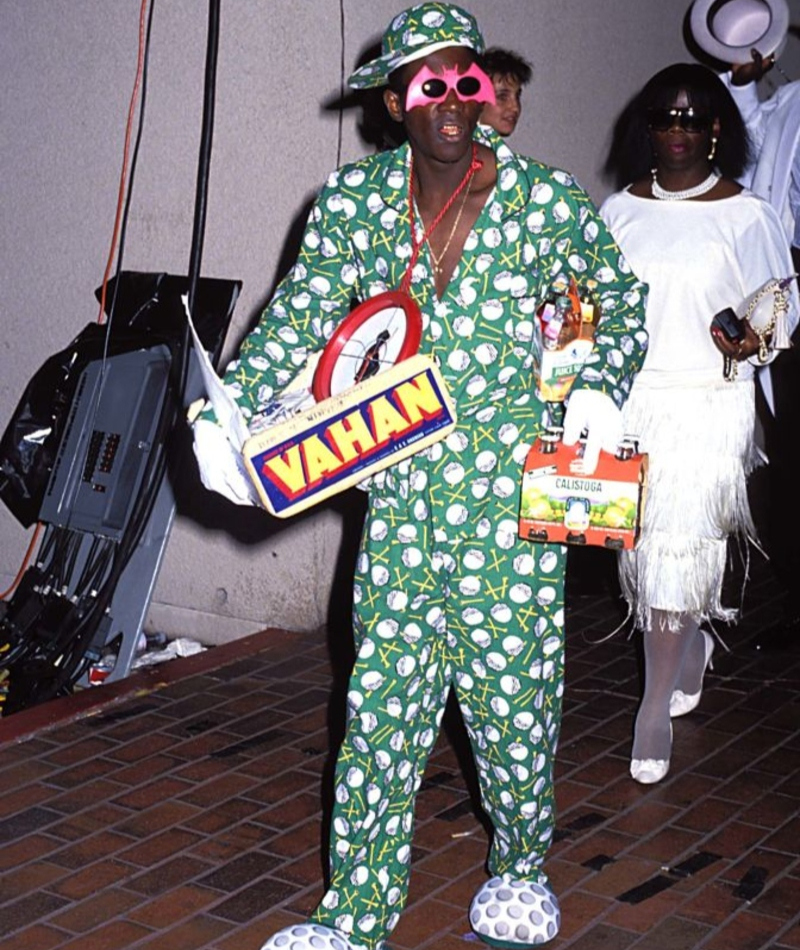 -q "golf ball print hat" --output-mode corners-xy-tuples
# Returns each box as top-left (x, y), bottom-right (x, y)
(348, 2), (485, 89)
